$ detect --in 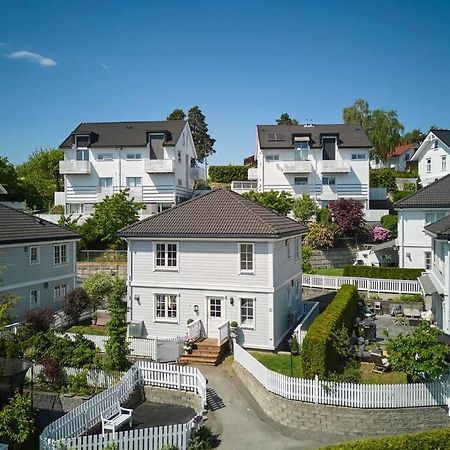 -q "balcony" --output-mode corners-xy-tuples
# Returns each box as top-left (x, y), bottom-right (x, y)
(321, 161), (351, 173)
(247, 168), (258, 180)
(144, 159), (174, 173)
(279, 160), (311, 174)
(54, 191), (65, 206)
(59, 160), (92, 175)
(231, 181), (258, 194)
(190, 166), (206, 180)
(321, 185), (338, 201)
